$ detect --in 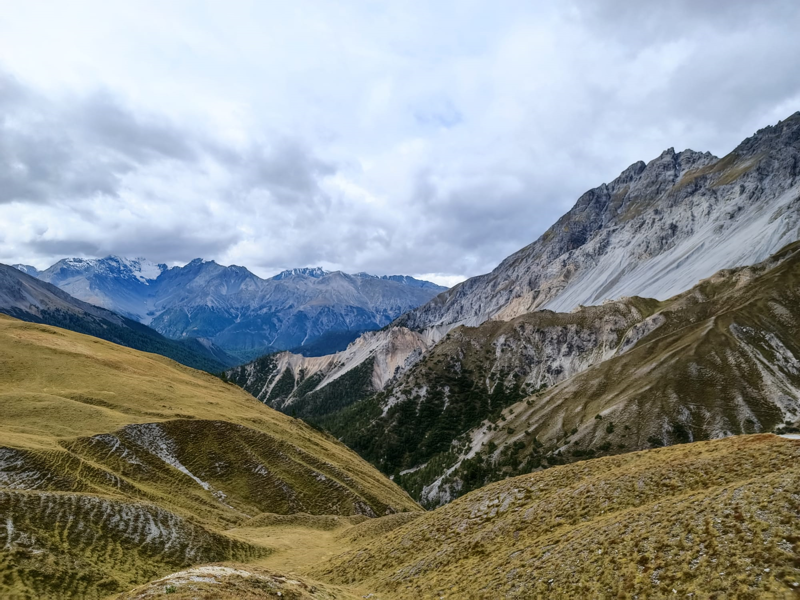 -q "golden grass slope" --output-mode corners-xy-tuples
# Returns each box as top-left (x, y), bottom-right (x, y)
(0, 314), (417, 516)
(0, 314), (418, 598)
(314, 434), (800, 599)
